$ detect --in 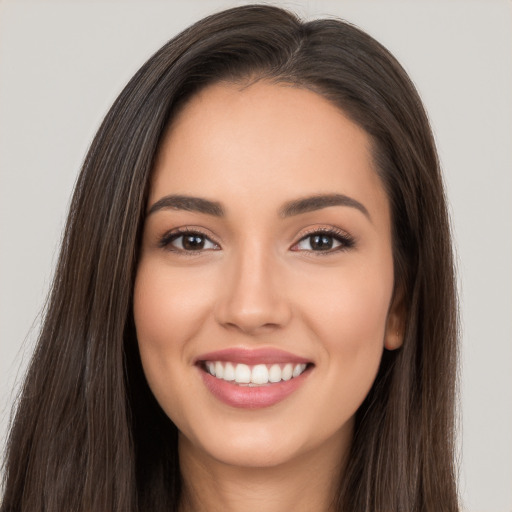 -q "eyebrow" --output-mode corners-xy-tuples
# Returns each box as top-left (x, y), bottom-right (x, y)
(148, 195), (224, 217)
(147, 193), (370, 220)
(279, 194), (371, 220)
